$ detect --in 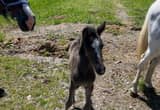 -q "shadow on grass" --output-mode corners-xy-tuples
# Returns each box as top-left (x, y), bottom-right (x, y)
(0, 88), (7, 98)
(137, 88), (160, 110)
